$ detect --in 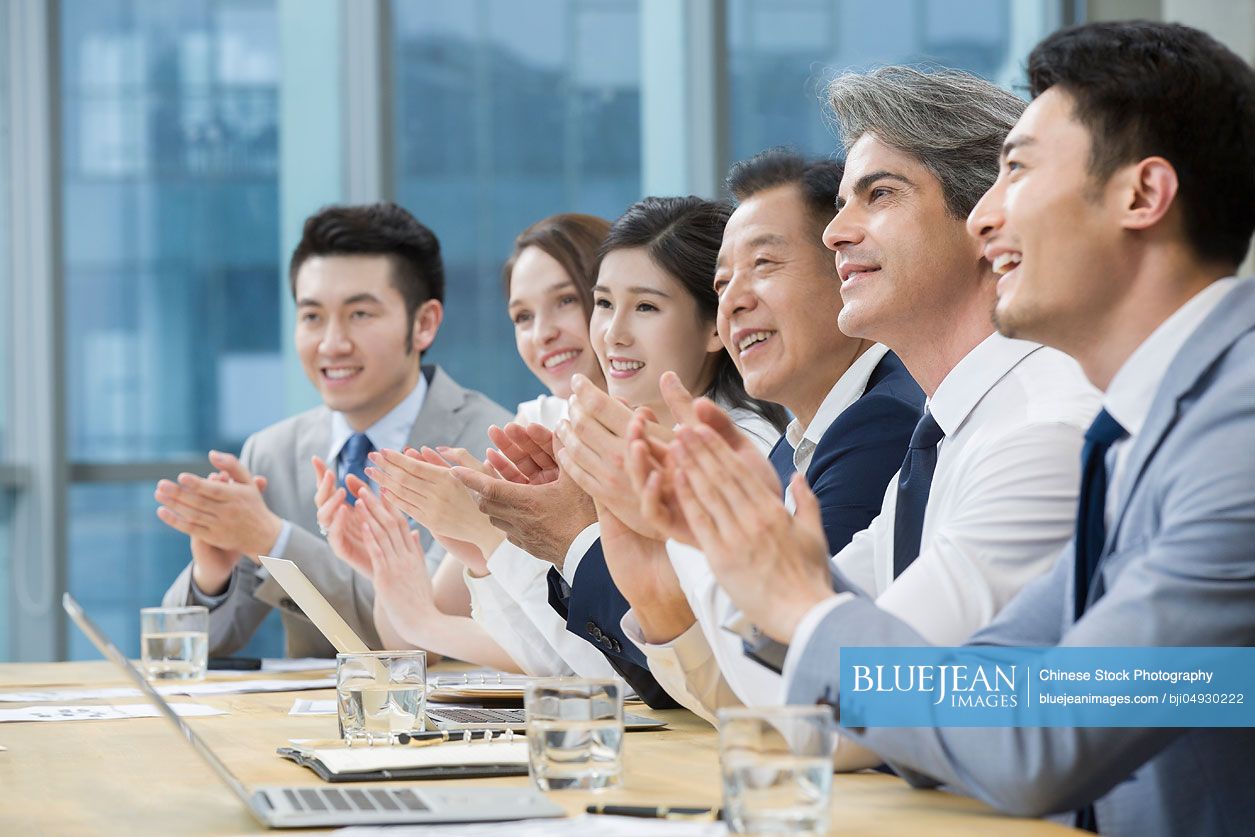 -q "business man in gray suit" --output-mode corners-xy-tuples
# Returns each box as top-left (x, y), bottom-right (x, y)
(662, 22), (1255, 837)
(156, 204), (511, 658)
